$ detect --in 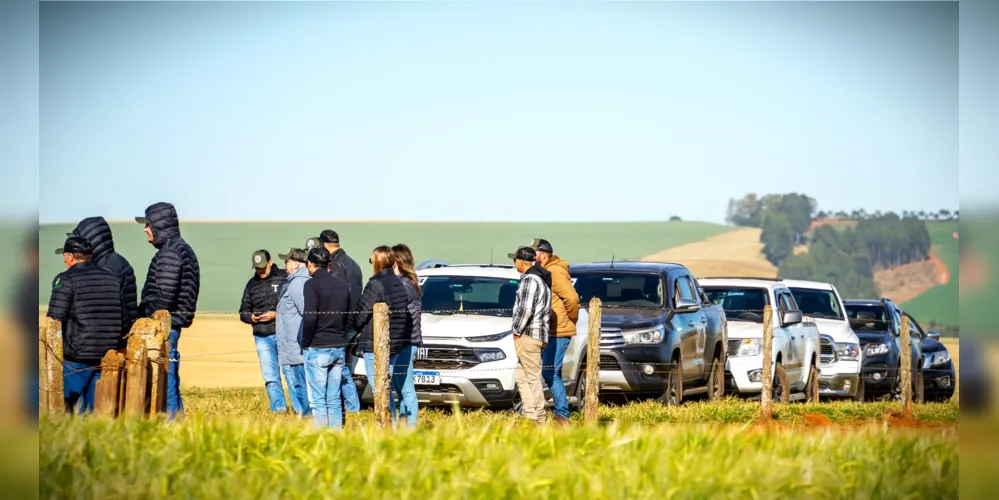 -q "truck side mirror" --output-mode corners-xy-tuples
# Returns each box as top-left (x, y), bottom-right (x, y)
(674, 298), (701, 313)
(927, 330), (941, 341)
(781, 310), (802, 327)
